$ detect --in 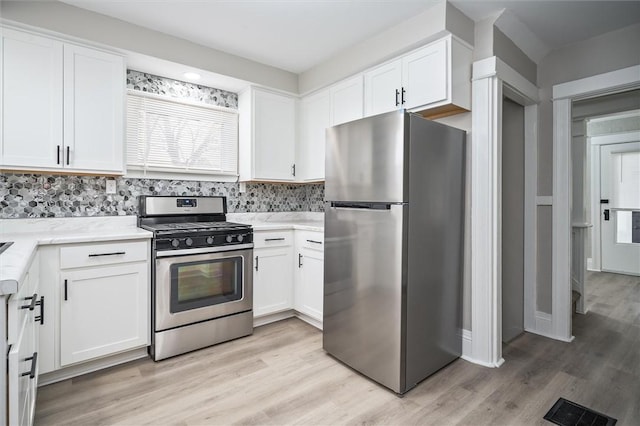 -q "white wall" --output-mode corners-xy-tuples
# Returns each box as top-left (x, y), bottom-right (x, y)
(0, 0), (298, 93)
